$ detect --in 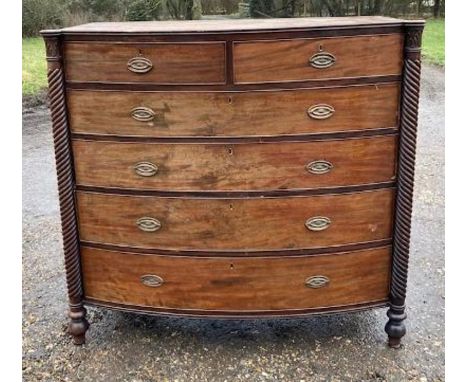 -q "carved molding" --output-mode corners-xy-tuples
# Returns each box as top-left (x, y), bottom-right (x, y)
(45, 36), (61, 61)
(386, 22), (423, 347)
(390, 57), (421, 304)
(44, 35), (88, 345)
(405, 28), (423, 50)
(404, 24), (424, 58)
